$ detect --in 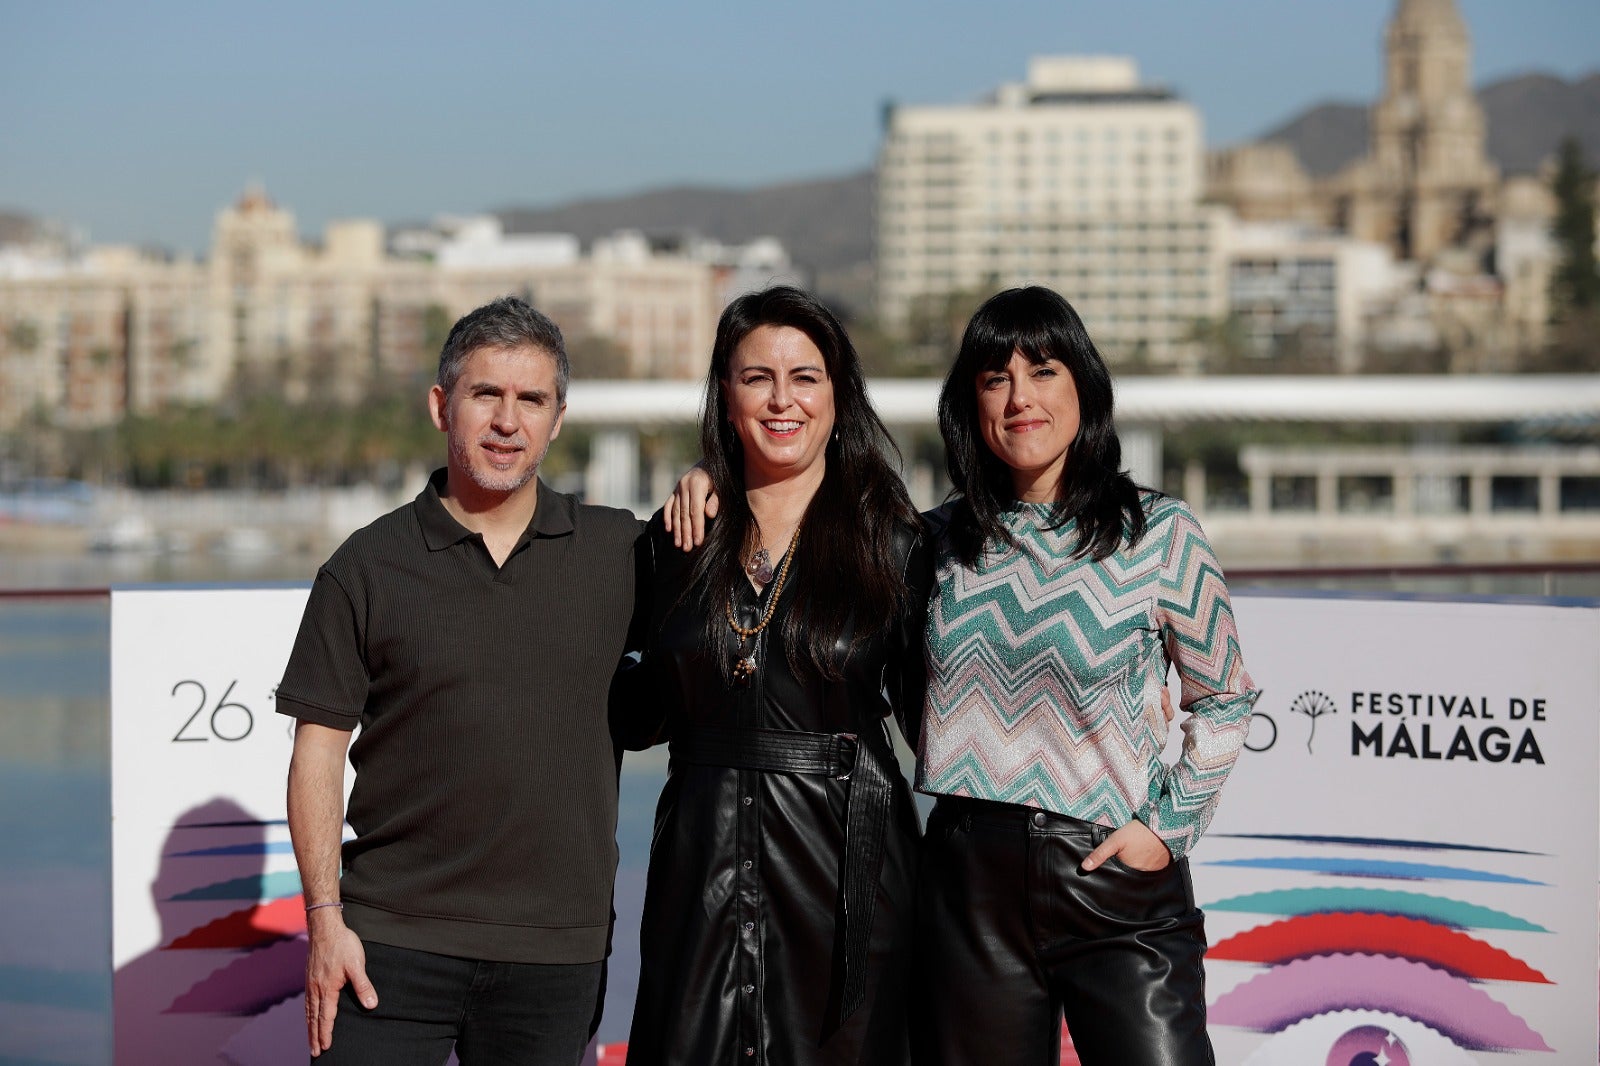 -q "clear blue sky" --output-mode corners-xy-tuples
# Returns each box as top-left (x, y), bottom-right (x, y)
(2, 0), (1595, 253)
